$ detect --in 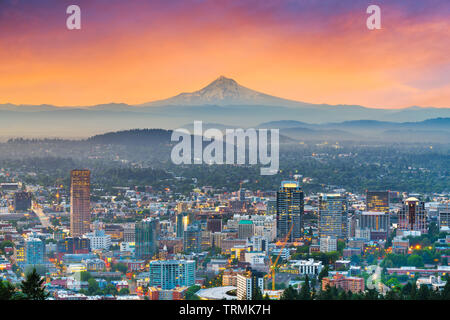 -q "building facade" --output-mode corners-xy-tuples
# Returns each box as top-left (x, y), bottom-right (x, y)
(276, 181), (304, 241)
(25, 237), (45, 266)
(149, 260), (195, 289)
(135, 217), (159, 259)
(70, 169), (91, 237)
(319, 194), (348, 240)
(398, 197), (427, 234)
(236, 270), (264, 300)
